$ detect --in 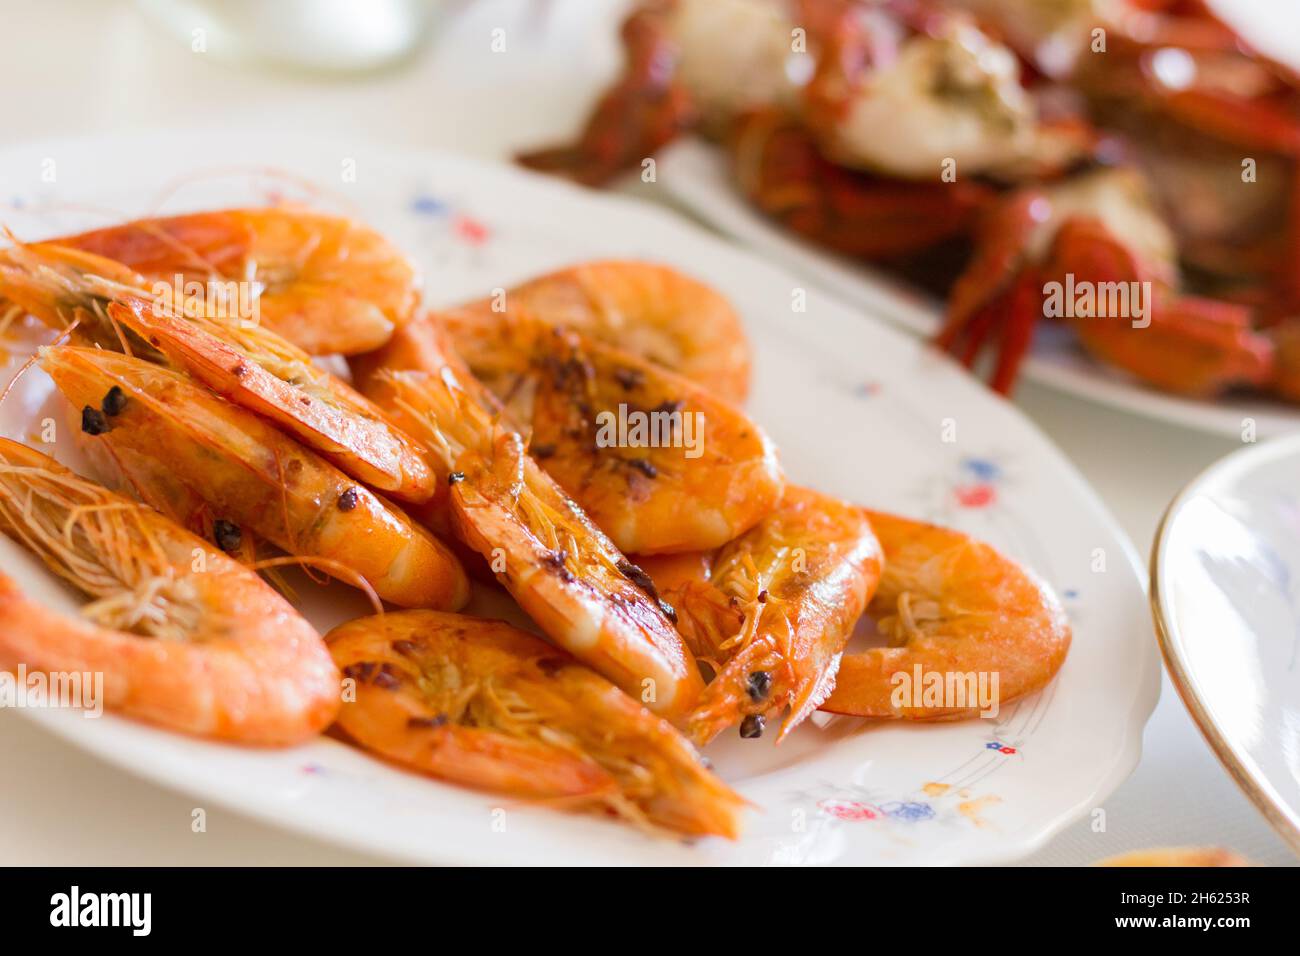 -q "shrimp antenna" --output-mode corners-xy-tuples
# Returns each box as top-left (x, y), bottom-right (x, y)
(249, 555), (384, 617)
(0, 316), (81, 406)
